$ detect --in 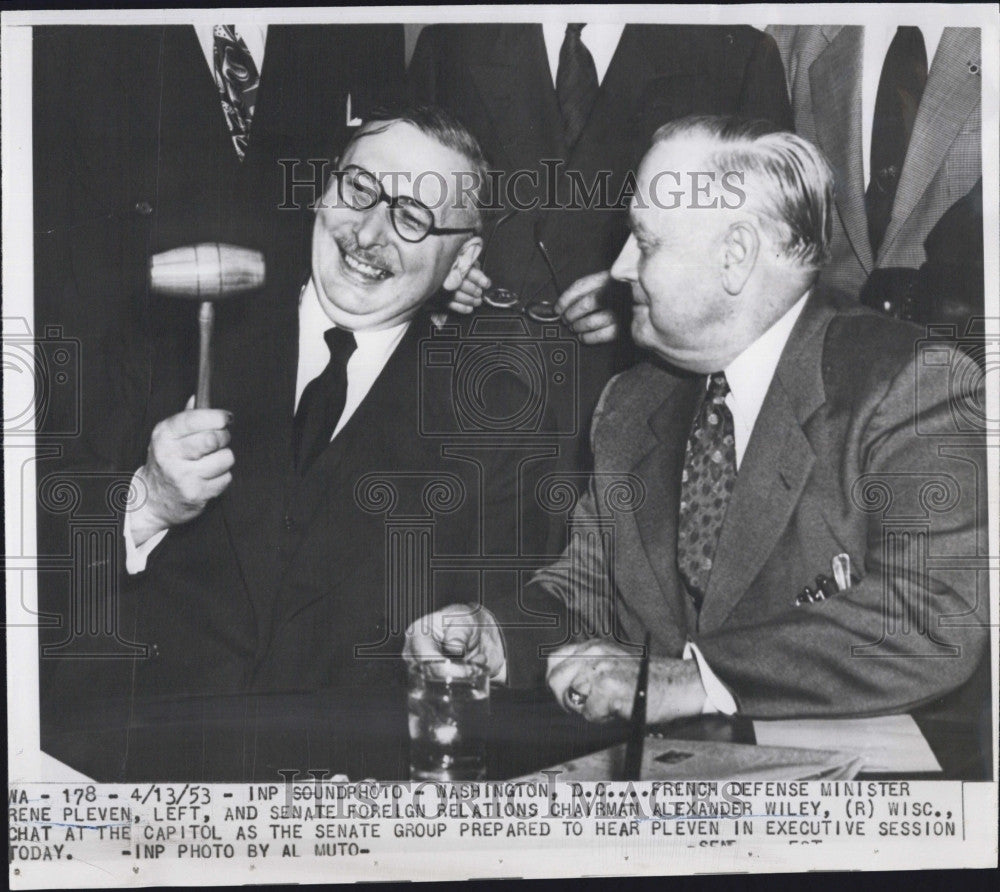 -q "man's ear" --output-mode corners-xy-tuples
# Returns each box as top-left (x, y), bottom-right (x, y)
(443, 236), (484, 291)
(720, 221), (758, 295)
